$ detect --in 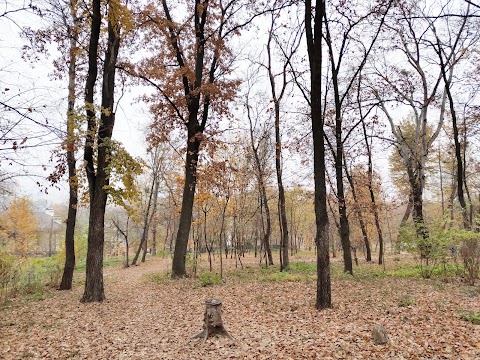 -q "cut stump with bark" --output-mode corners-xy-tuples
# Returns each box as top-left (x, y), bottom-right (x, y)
(193, 298), (233, 343)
